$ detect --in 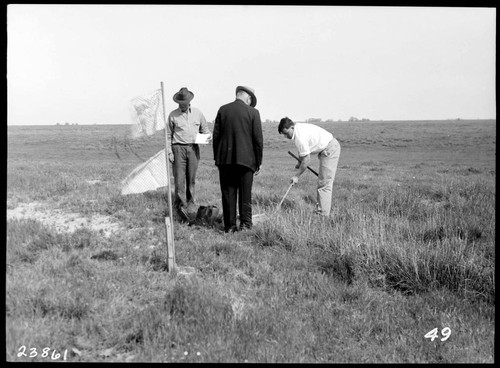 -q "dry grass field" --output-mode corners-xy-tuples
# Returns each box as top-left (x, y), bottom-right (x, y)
(6, 119), (495, 363)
